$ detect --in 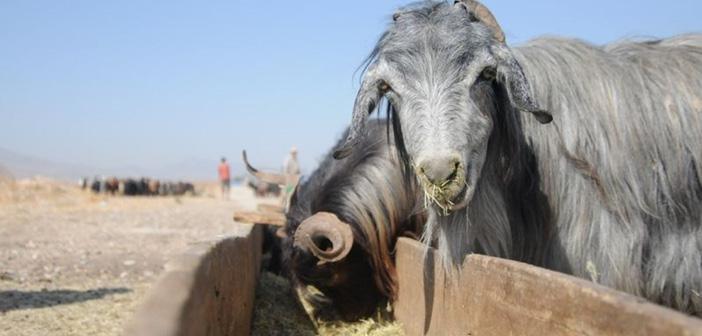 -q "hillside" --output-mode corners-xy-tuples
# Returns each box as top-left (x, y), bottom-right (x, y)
(0, 148), (226, 181)
(0, 147), (95, 181)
